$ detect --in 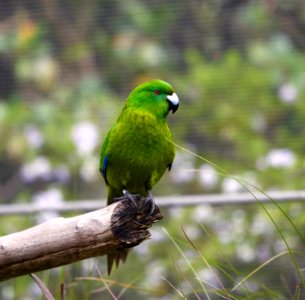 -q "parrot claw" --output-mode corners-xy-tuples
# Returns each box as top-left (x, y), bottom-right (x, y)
(122, 189), (156, 216)
(144, 191), (156, 216)
(122, 189), (138, 208)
